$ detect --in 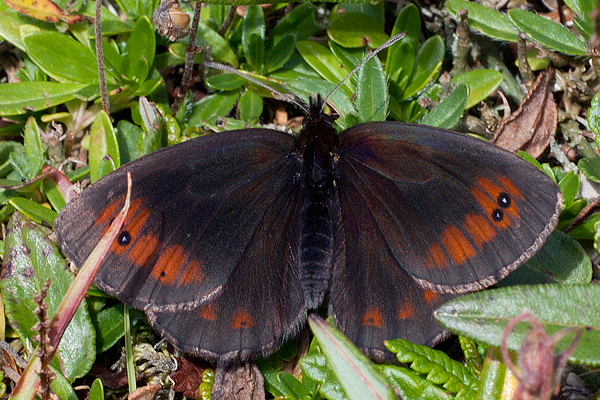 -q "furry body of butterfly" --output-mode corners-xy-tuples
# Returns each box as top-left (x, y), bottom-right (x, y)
(55, 97), (562, 362)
